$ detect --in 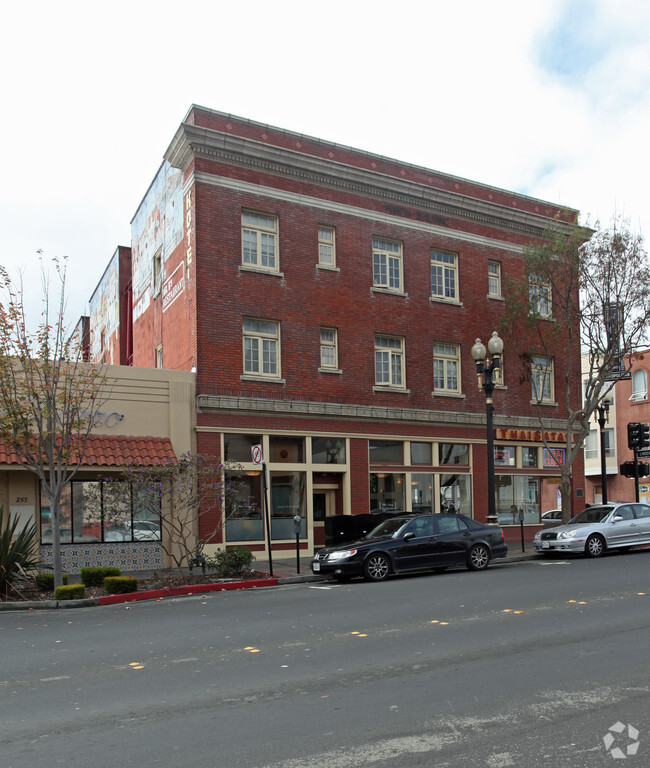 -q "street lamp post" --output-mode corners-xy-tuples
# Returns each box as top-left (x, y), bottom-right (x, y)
(594, 397), (611, 505)
(471, 331), (504, 526)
